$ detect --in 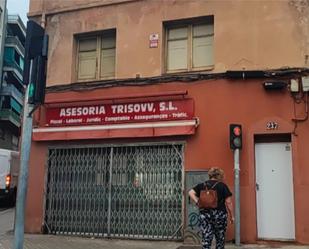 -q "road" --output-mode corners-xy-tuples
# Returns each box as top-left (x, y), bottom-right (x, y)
(0, 206), (15, 236)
